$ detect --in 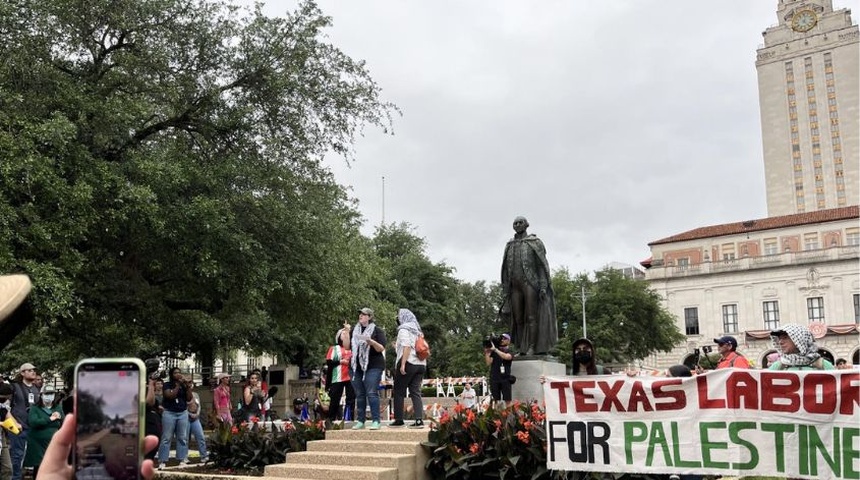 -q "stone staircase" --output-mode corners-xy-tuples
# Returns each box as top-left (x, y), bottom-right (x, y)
(263, 425), (431, 480)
